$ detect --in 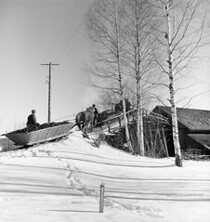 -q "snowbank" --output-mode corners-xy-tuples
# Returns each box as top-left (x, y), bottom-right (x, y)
(0, 131), (210, 222)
